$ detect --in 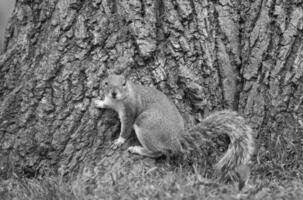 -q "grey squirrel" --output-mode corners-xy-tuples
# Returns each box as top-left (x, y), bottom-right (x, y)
(94, 74), (254, 186)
